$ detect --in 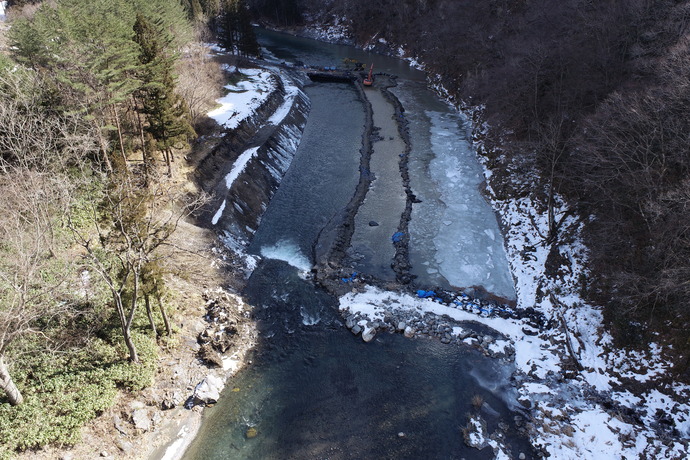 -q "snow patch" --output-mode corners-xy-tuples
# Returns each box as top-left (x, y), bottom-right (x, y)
(207, 68), (275, 129)
(225, 146), (259, 190)
(268, 74), (299, 126)
(211, 200), (226, 226)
